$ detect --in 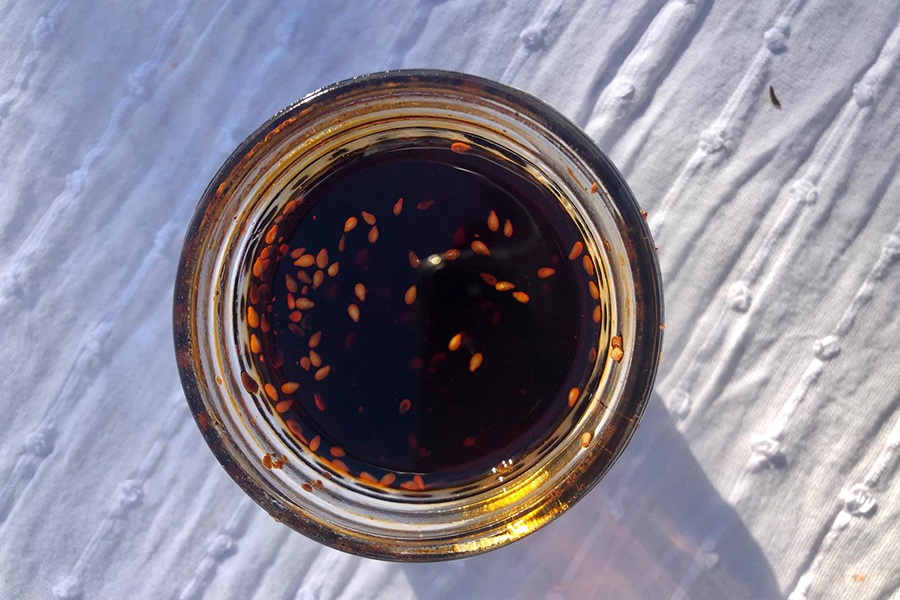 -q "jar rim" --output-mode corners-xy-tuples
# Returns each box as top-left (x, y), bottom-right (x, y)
(174, 69), (663, 560)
